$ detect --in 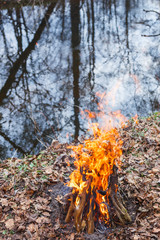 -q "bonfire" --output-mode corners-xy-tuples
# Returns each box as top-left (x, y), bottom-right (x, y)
(64, 96), (132, 234)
